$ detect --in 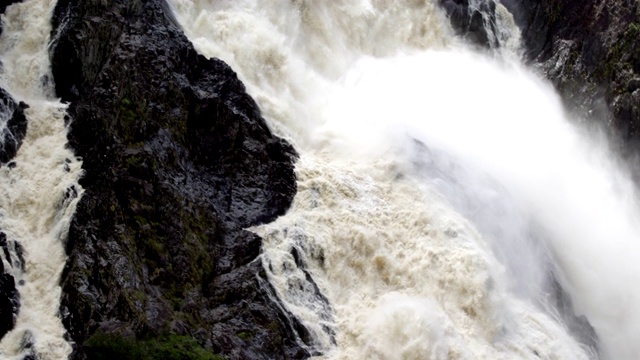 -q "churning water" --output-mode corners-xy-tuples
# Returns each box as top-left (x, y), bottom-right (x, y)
(169, 1), (640, 359)
(0, 1), (83, 359)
